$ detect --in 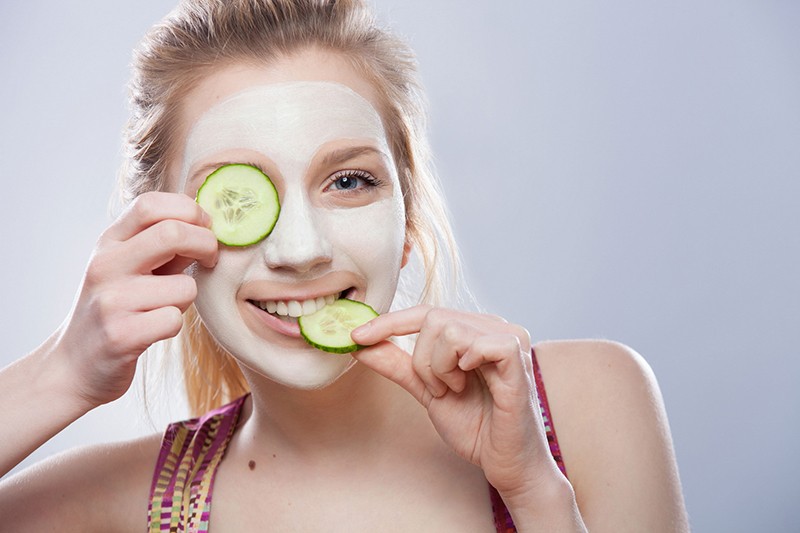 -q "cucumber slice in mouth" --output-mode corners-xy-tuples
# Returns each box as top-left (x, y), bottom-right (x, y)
(298, 299), (378, 354)
(196, 164), (280, 247)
